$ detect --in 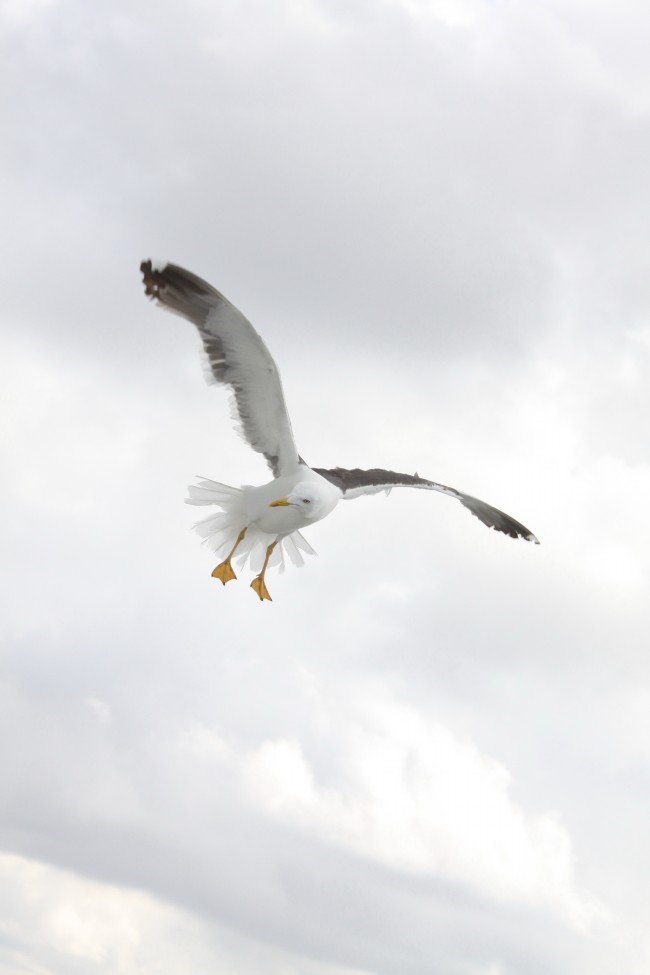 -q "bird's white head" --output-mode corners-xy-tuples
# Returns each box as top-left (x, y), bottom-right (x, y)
(269, 482), (332, 520)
